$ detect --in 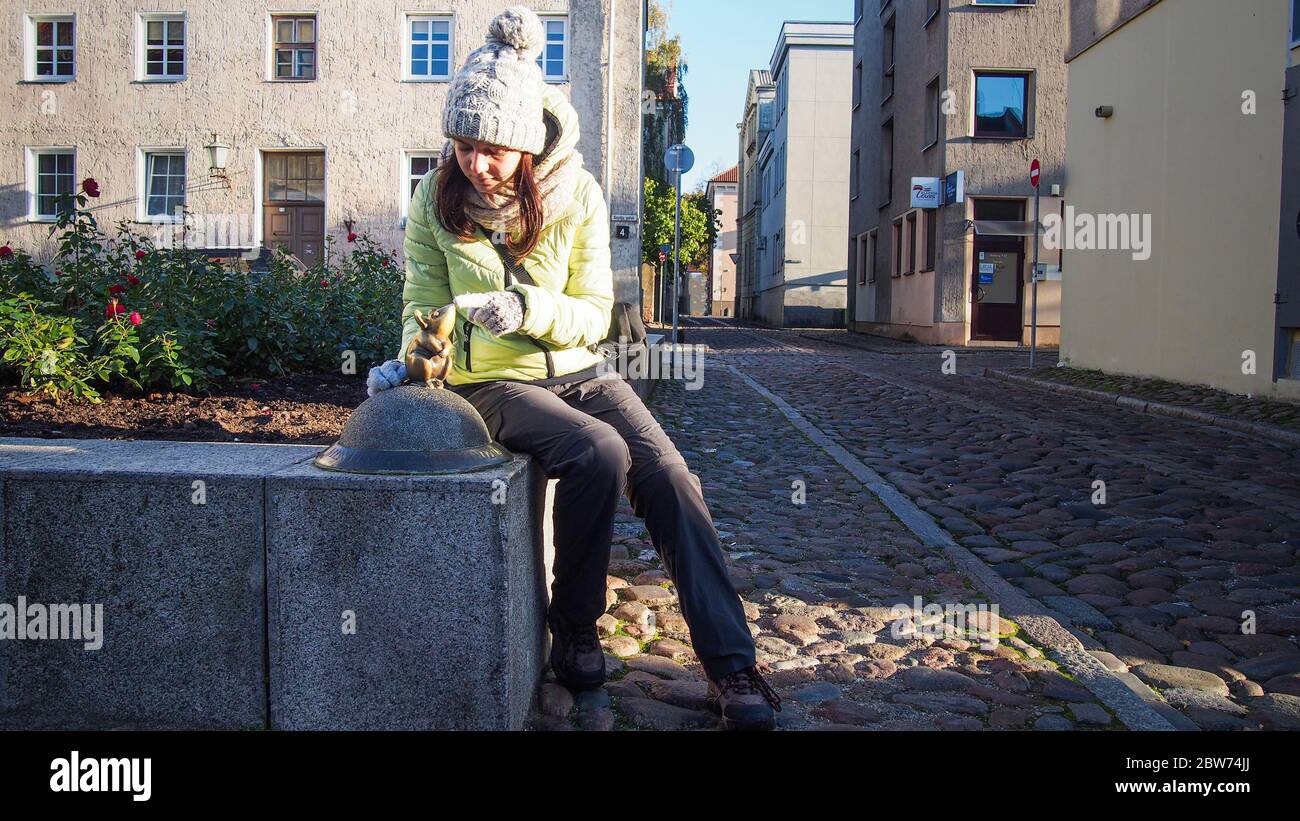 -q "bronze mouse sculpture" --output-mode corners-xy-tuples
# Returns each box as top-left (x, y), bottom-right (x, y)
(403, 305), (458, 388)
